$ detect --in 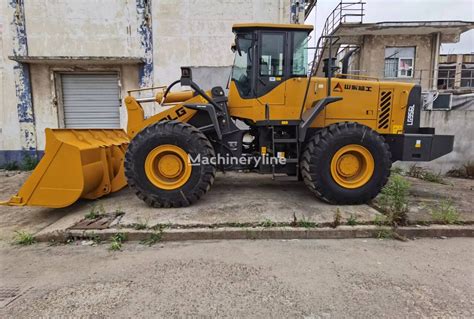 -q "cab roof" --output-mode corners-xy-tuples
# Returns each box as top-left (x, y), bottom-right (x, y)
(232, 23), (313, 32)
